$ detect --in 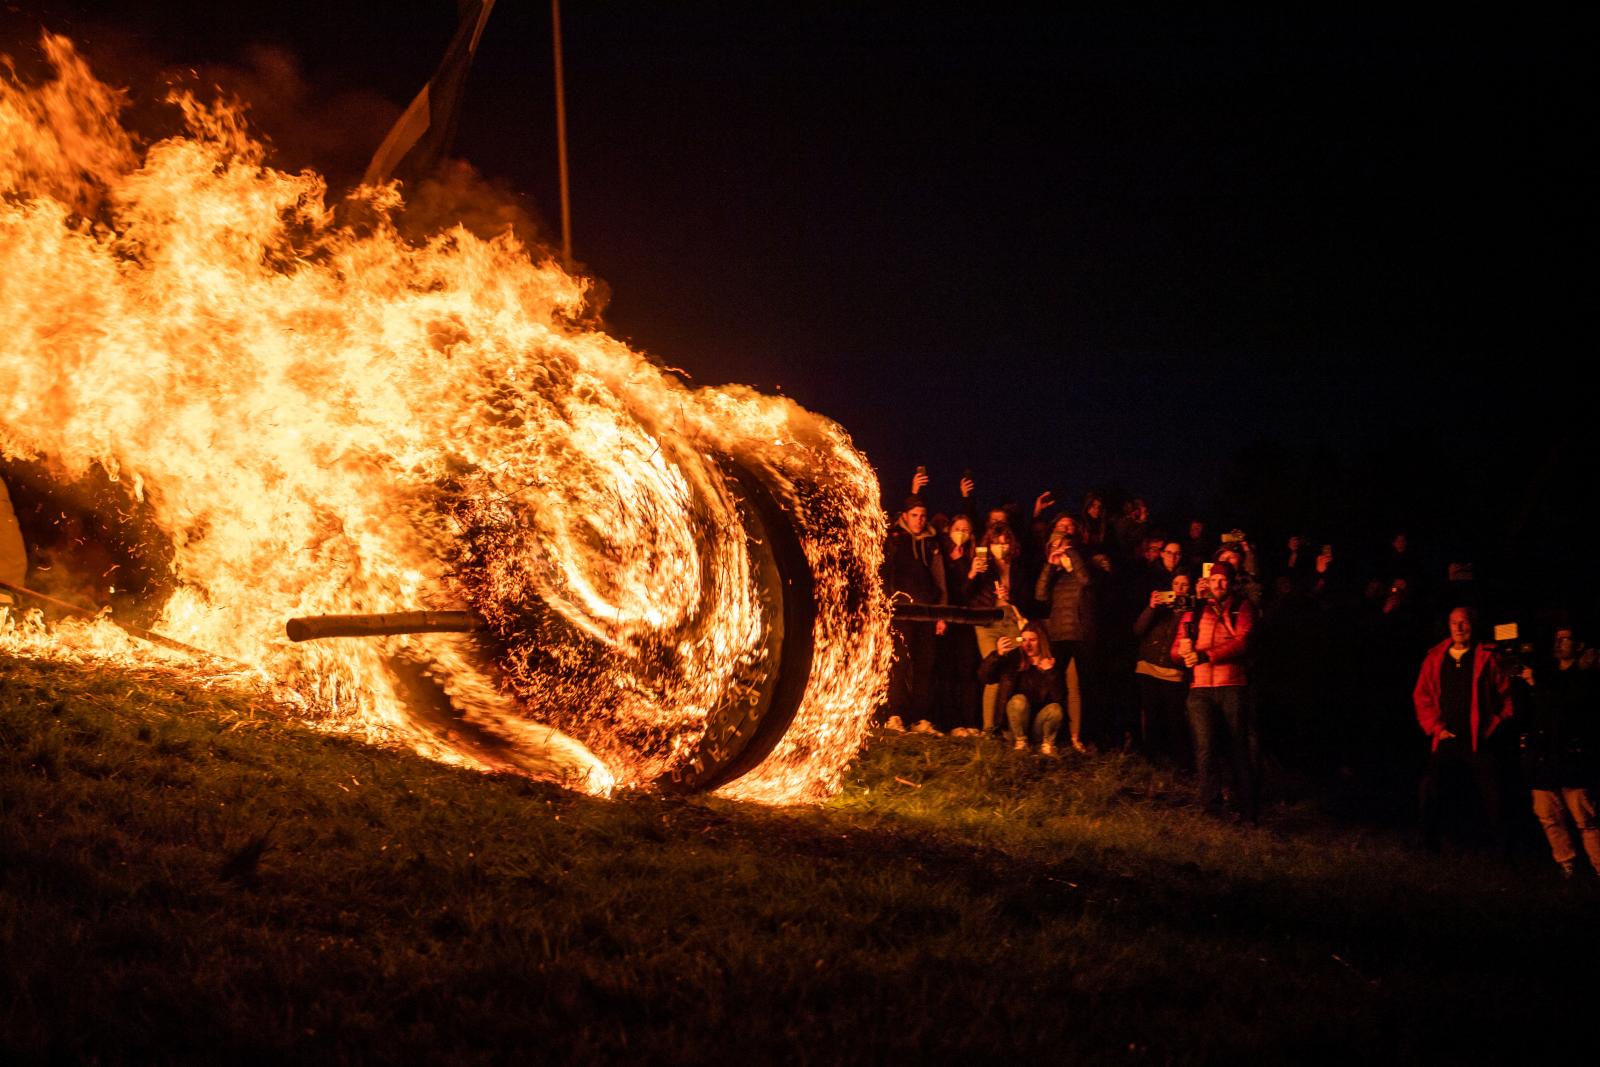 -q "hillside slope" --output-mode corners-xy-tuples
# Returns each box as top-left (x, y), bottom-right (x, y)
(2, 651), (1592, 1063)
